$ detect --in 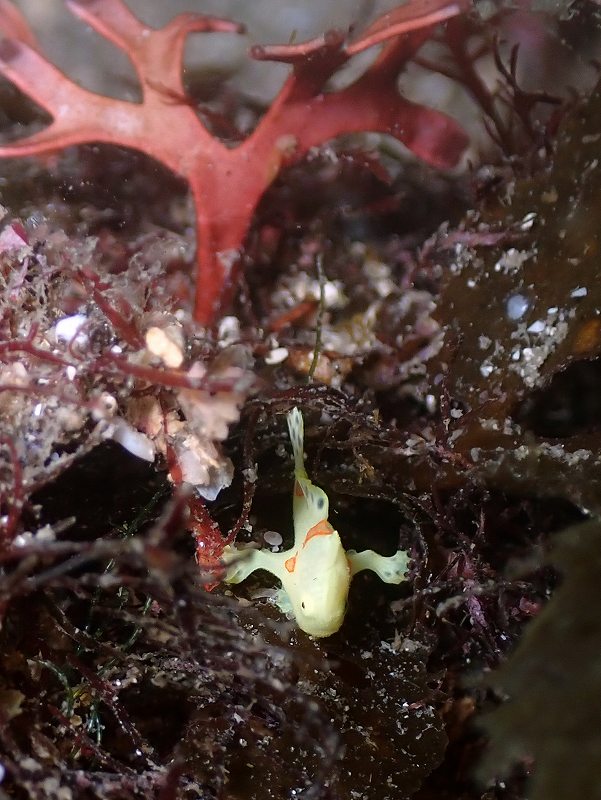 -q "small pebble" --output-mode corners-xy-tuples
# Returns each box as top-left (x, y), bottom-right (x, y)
(506, 294), (529, 320)
(527, 320), (545, 334)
